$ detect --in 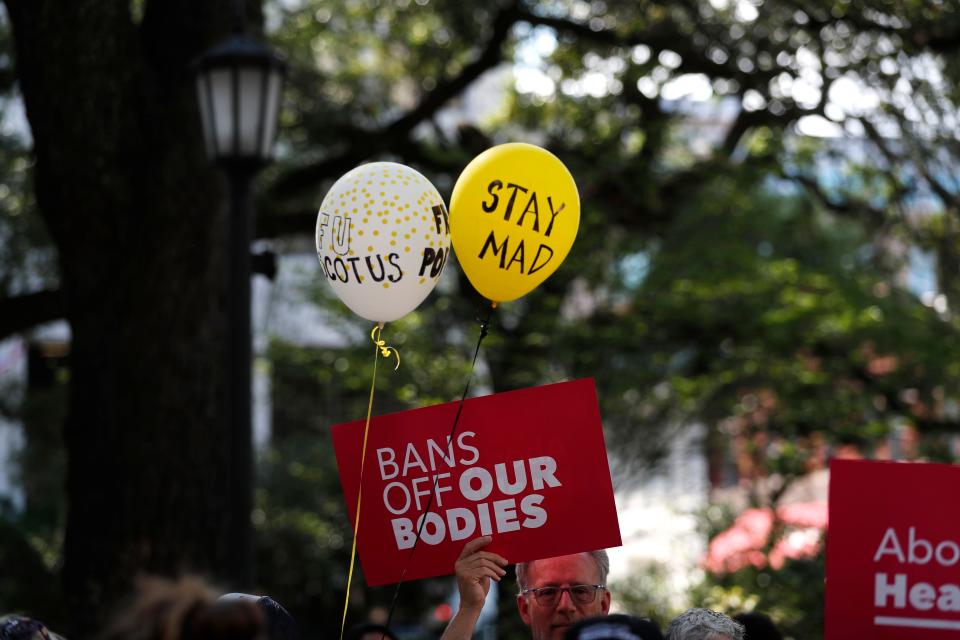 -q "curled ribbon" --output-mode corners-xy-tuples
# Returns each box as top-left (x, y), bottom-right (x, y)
(371, 325), (401, 370)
